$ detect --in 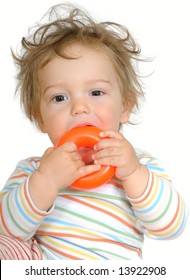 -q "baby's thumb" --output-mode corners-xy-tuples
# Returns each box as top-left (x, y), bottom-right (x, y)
(42, 147), (54, 157)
